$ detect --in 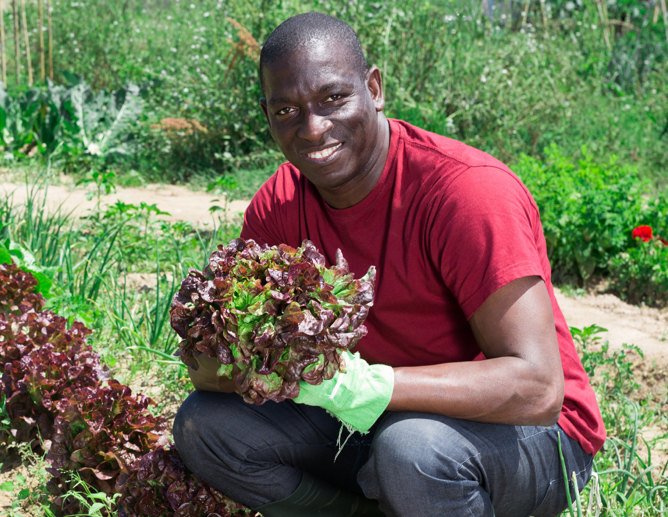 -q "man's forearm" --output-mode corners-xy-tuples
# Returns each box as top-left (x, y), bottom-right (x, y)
(388, 355), (564, 427)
